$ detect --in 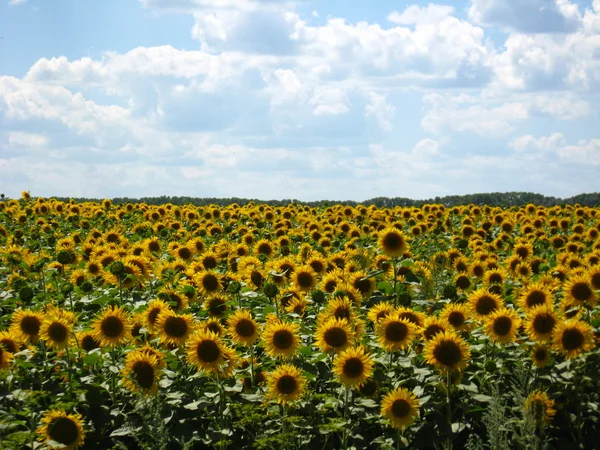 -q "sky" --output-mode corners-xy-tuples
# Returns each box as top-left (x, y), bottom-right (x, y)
(0, 0), (599, 201)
